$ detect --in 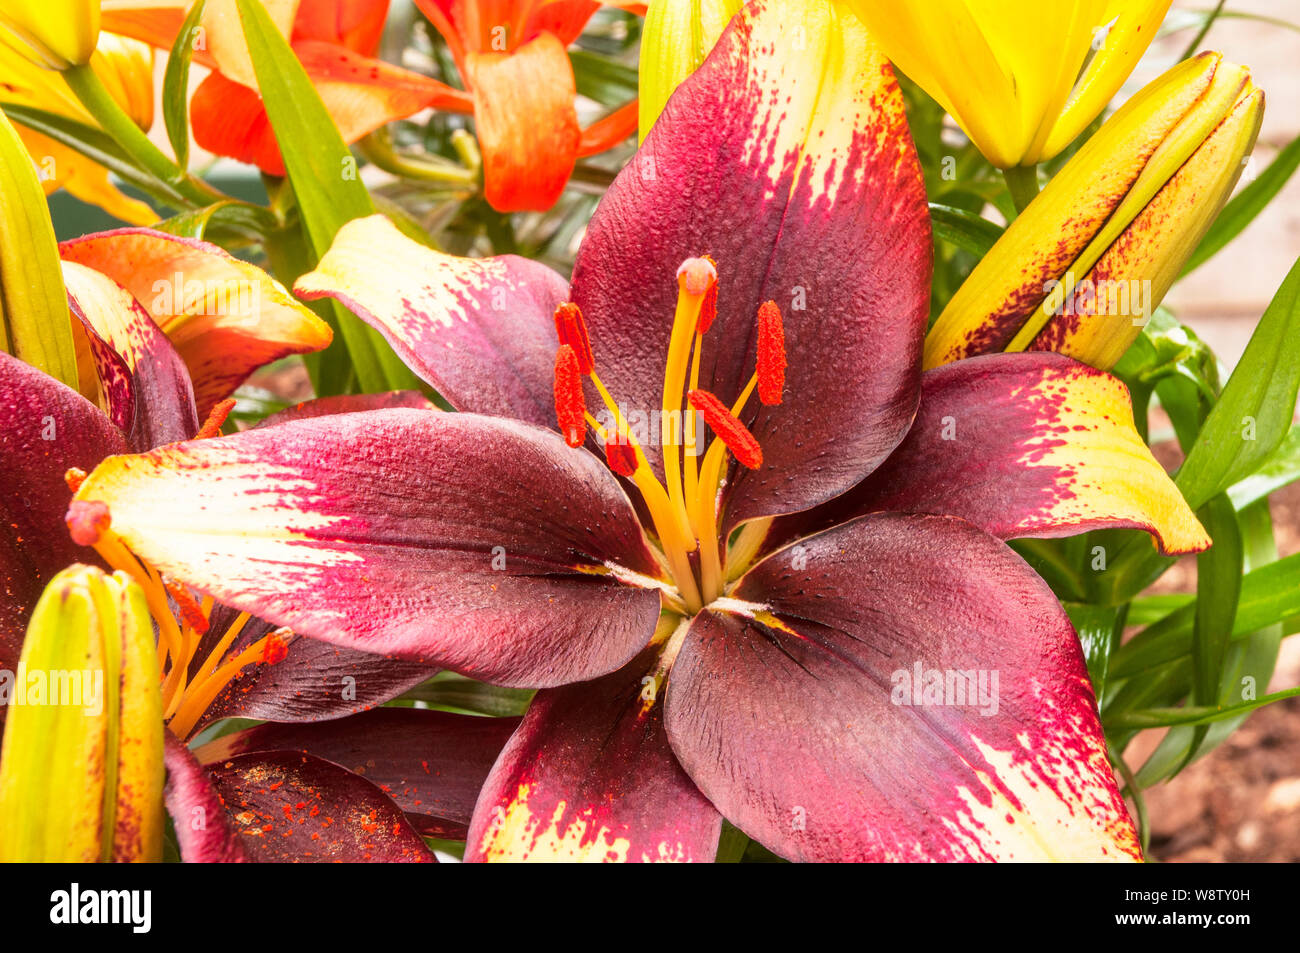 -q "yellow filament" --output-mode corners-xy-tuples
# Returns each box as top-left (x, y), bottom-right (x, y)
(660, 281), (708, 556)
(168, 628), (278, 740)
(94, 533), (184, 680)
